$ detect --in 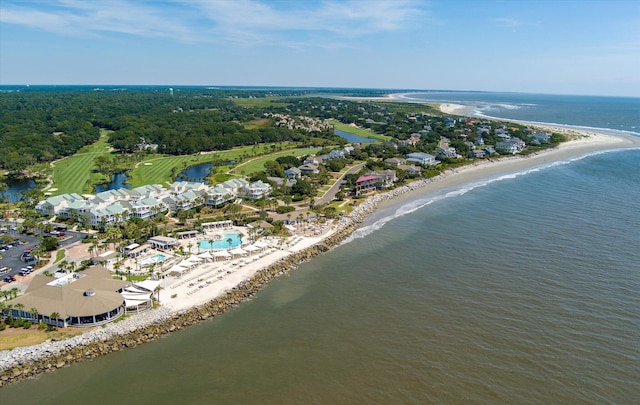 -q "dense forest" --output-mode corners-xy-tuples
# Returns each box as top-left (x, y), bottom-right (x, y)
(0, 87), (344, 173)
